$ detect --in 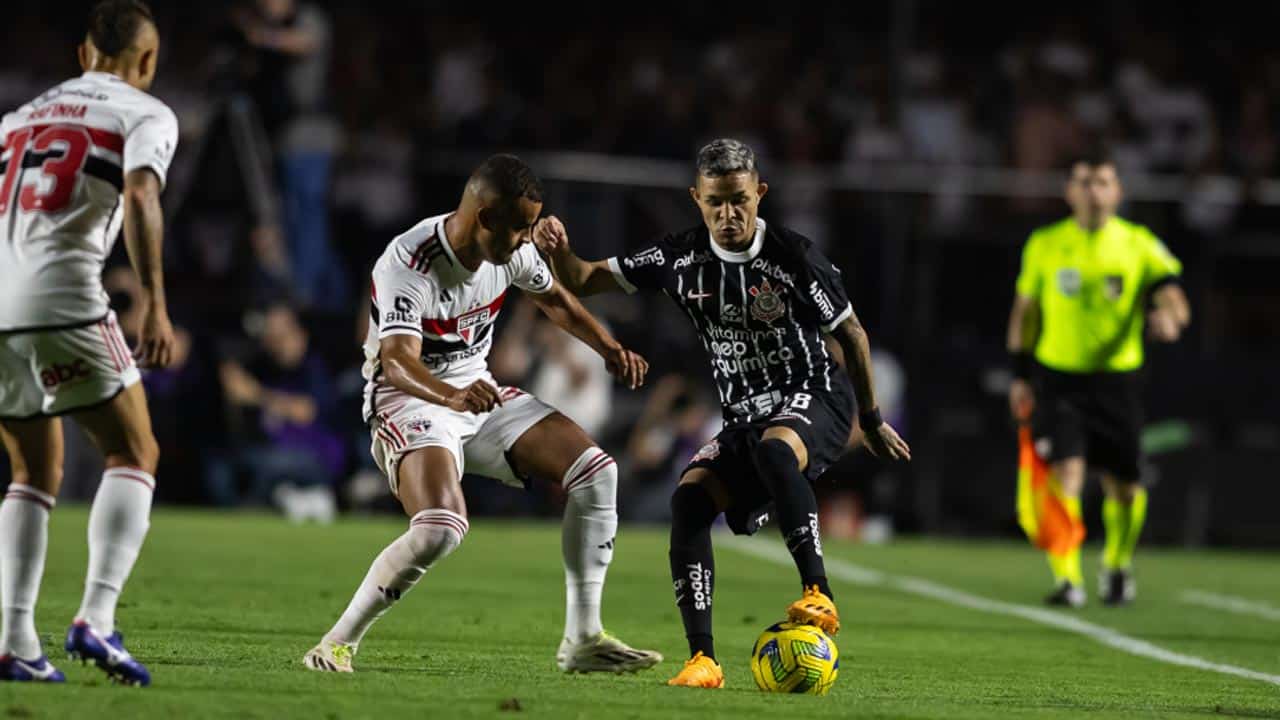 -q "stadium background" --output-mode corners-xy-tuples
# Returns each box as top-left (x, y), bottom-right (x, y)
(3, 0), (1277, 547)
